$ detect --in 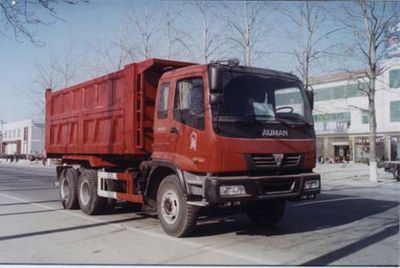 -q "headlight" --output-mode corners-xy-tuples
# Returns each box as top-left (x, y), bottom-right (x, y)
(304, 179), (320, 190)
(219, 185), (246, 196)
